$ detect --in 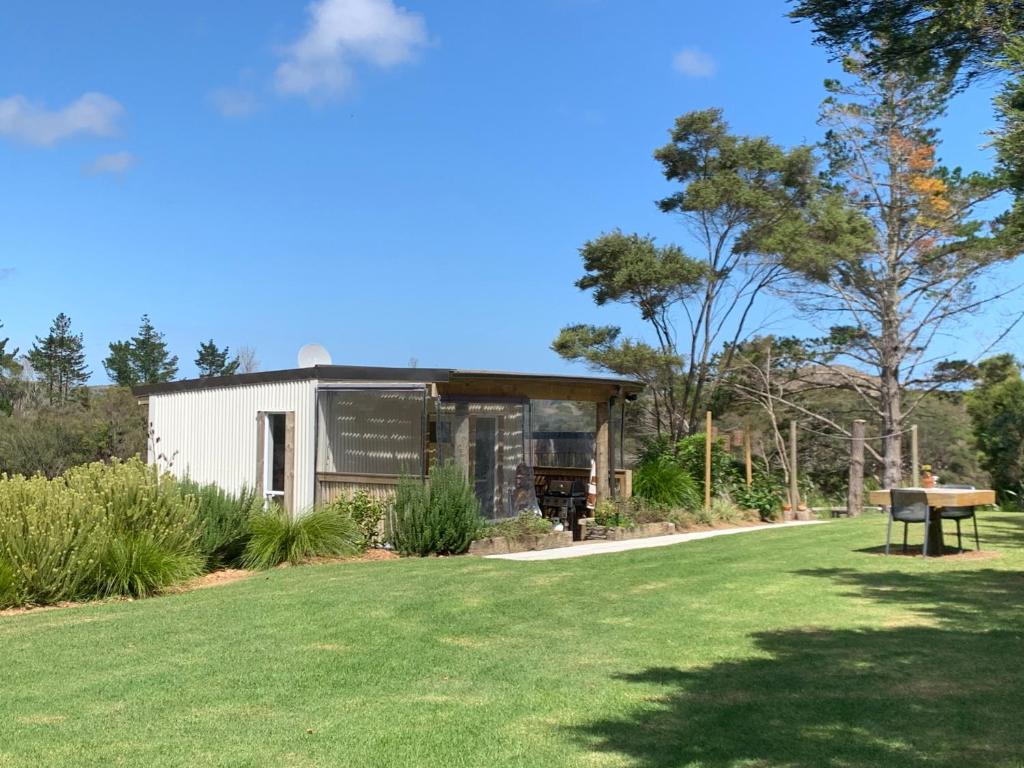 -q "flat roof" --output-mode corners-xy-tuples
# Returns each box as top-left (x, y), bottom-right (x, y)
(132, 365), (644, 397)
